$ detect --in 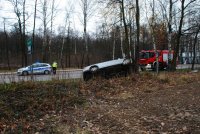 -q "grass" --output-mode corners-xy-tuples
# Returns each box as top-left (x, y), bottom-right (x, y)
(0, 80), (86, 122)
(1, 71), (200, 133)
(0, 79), (89, 133)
